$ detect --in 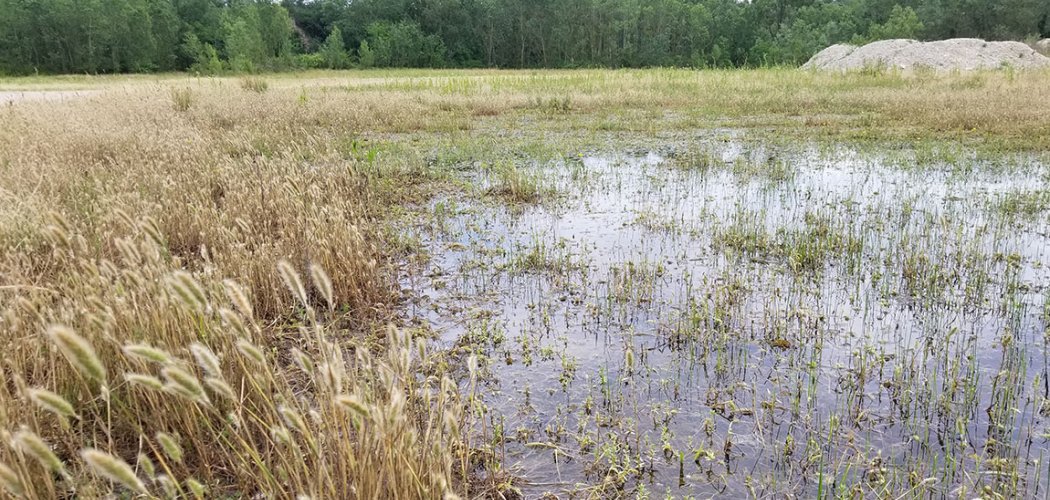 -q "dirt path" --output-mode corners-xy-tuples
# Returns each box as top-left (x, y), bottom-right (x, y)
(0, 90), (97, 105)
